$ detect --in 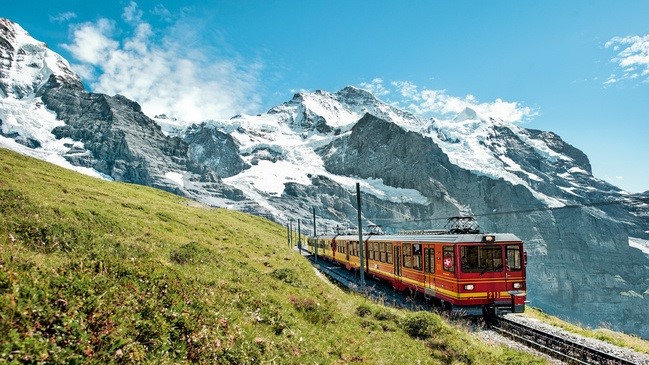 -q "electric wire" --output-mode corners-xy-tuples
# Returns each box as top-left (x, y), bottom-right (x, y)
(296, 194), (647, 233)
(363, 195), (648, 225)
